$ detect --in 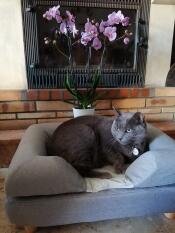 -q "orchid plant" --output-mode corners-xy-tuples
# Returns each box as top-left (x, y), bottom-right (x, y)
(43, 5), (132, 109)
